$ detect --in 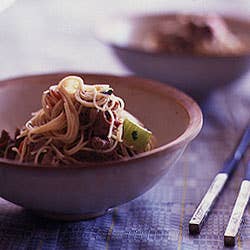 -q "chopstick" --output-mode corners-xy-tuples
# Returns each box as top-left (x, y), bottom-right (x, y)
(189, 125), (250, 234)
(224, 160), (250, 247)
